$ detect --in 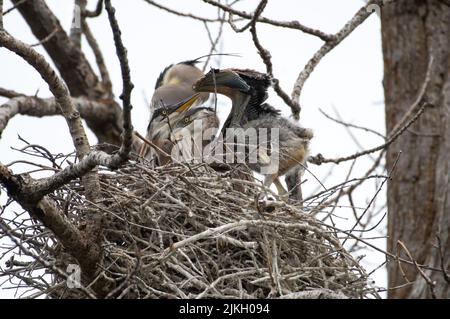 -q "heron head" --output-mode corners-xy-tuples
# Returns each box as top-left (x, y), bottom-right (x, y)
(147, 93), (200, 139)
(193, 69), (251, 96)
